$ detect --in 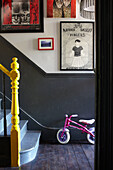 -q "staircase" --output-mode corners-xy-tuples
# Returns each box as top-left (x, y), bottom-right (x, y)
(0, 99), (41, 167)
